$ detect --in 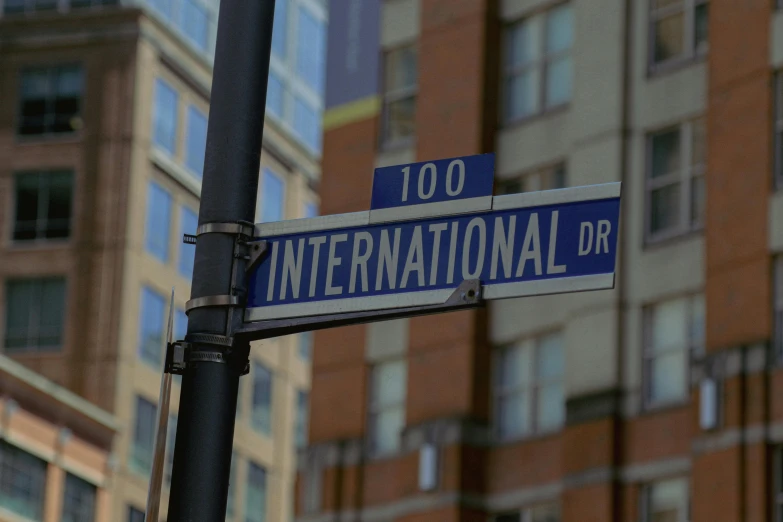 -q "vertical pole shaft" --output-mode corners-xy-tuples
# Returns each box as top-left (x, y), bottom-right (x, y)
(166, 1), (275, 521)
